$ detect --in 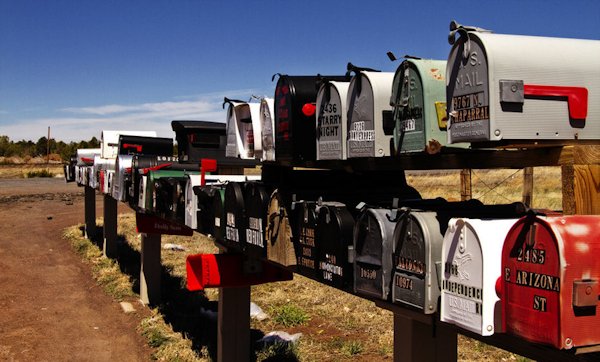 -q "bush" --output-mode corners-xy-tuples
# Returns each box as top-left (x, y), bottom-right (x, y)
(25, 169), (54, 178)
(272, 304), (309, 327)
